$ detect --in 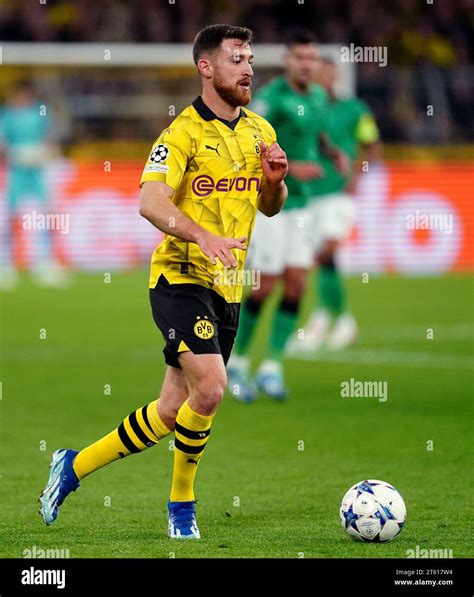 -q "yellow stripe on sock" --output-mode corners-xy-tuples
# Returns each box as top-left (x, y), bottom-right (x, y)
(123, 417), (149, 451)
(136, 408), (159, 444)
